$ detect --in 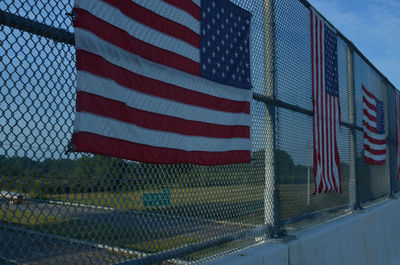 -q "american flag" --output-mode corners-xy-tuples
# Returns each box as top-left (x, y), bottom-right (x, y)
(395, 90), (400, 178)
(71, 0), (252, 165)
(310, 8), (341, 193)
(362, 85), (386, 165)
